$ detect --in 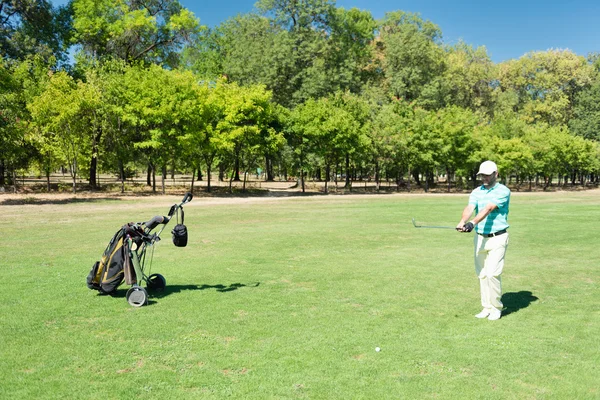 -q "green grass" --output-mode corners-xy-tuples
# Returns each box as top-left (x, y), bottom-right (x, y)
(1, 192), (599, 399)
